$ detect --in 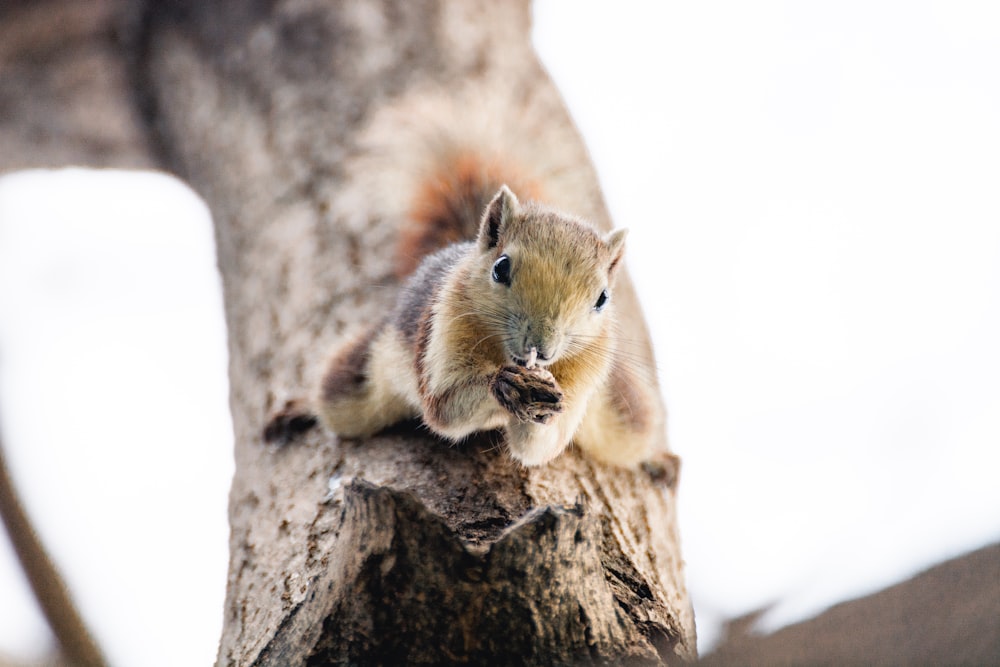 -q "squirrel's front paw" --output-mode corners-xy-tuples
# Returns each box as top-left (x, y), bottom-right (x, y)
(491, 366), (564, 424)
